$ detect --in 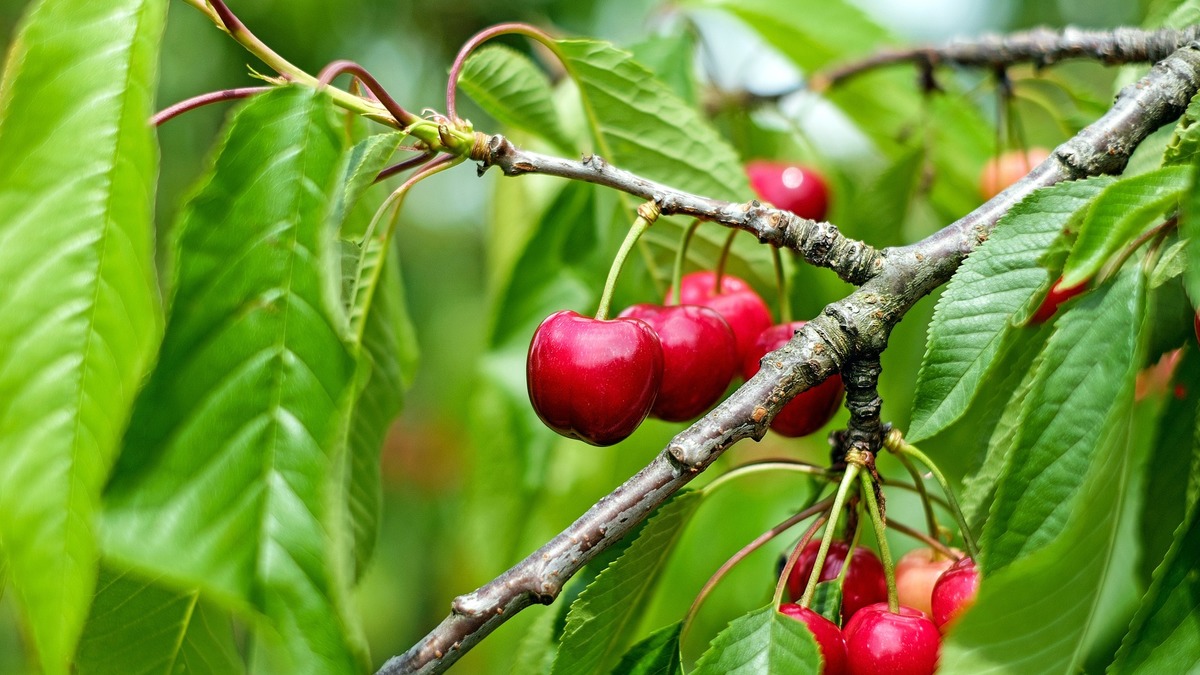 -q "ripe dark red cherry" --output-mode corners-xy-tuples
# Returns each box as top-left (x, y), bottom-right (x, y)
(617, 304), (738, 421)
(894, 548), (961, 616)
(787, 541), (887, 622)
(526, 310), (663, 446)
(746, 160), (831, 221)
(843, 603), (940, 675)
(931, 556), (980, 631)
(779, 603), (848, 675)
(743, 322), (845, 437)
(1030, 276), (1086, 324)
(667, 271), (773, 364)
